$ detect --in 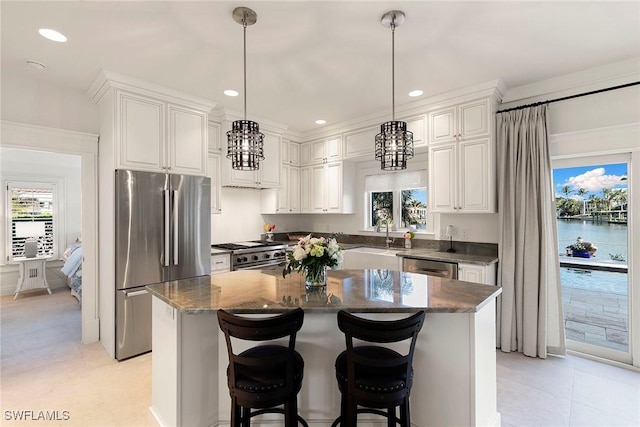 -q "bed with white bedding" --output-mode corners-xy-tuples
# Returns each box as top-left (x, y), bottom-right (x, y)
(61, 241), (82, 302)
